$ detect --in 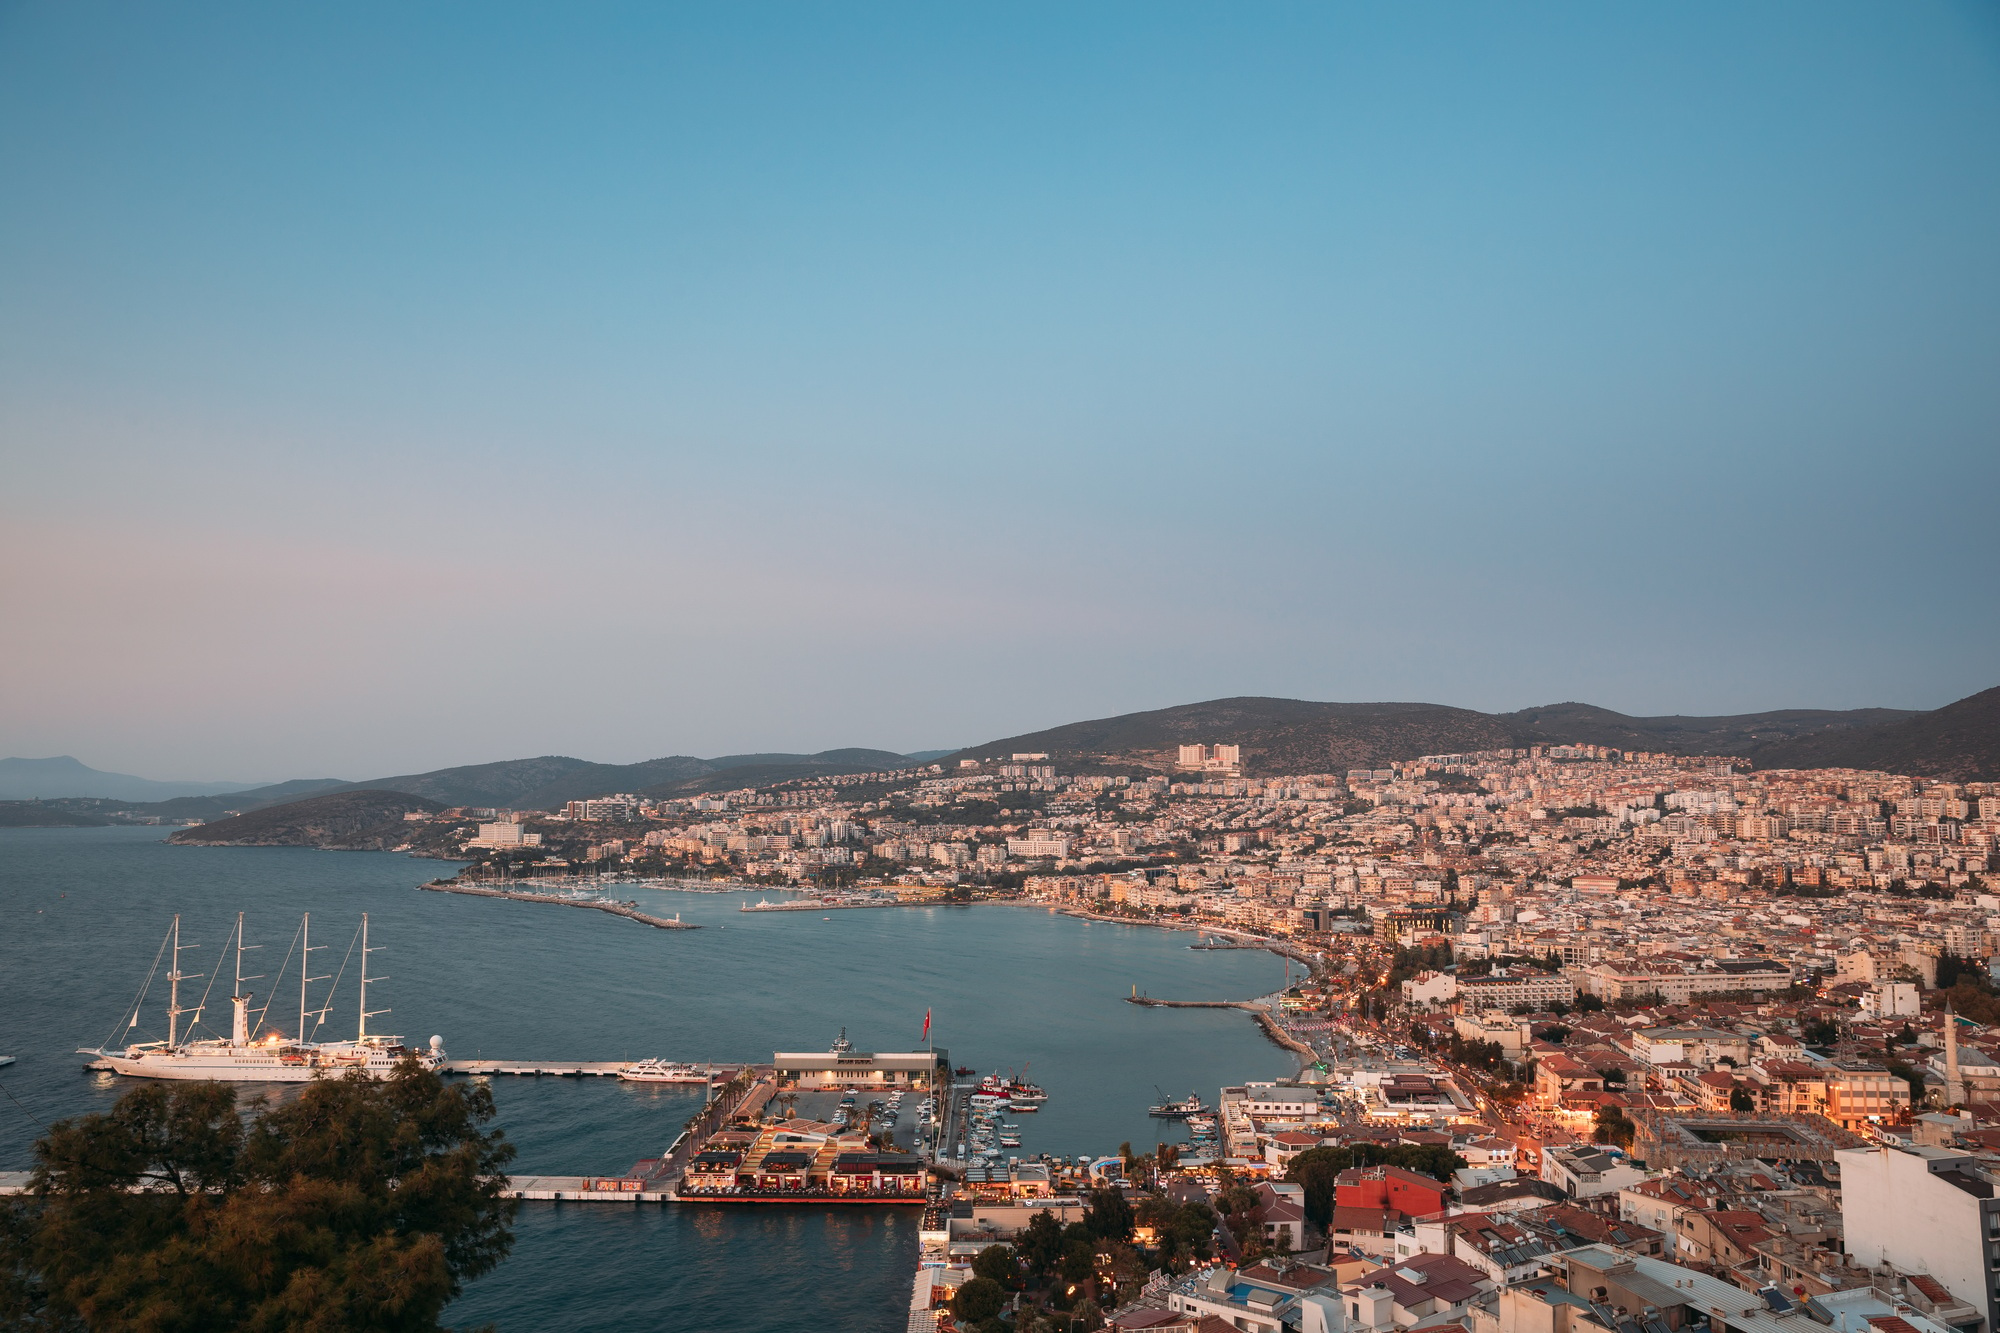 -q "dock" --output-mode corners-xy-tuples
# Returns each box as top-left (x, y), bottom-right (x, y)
(420, 880), (700, 928)
(502, 1174), (676, 1203)
(444, 1060), (629, 1077)
(442, 1060), (740, 1079)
